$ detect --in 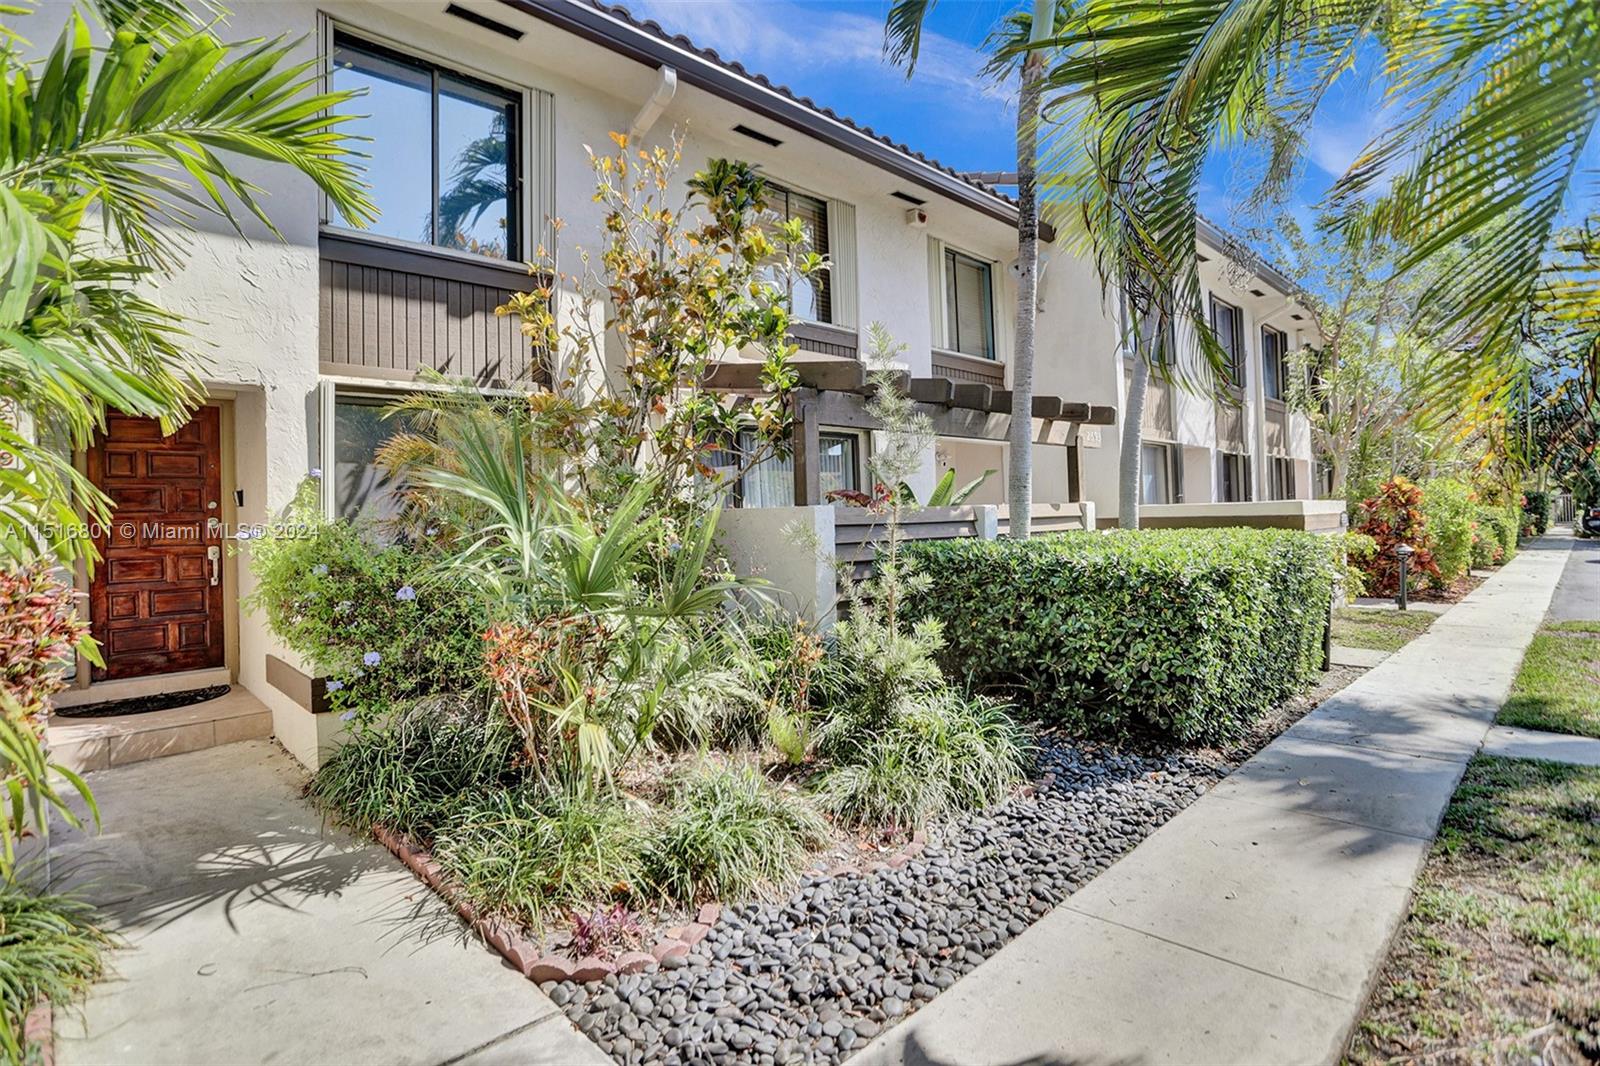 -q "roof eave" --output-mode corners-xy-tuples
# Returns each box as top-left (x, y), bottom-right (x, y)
(496, 0), (1031, 232)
